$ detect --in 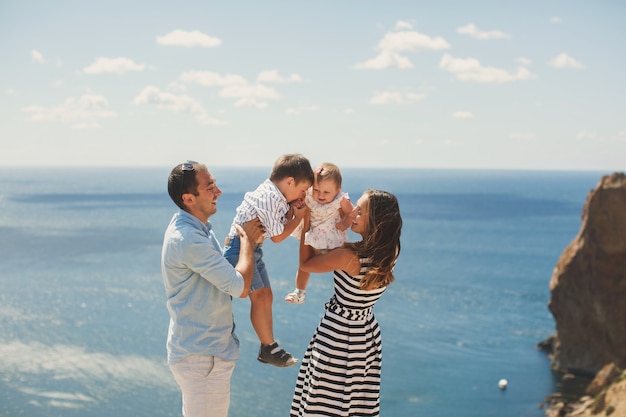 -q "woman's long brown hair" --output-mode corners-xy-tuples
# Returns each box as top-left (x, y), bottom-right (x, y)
(346, 189), (402, 290)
